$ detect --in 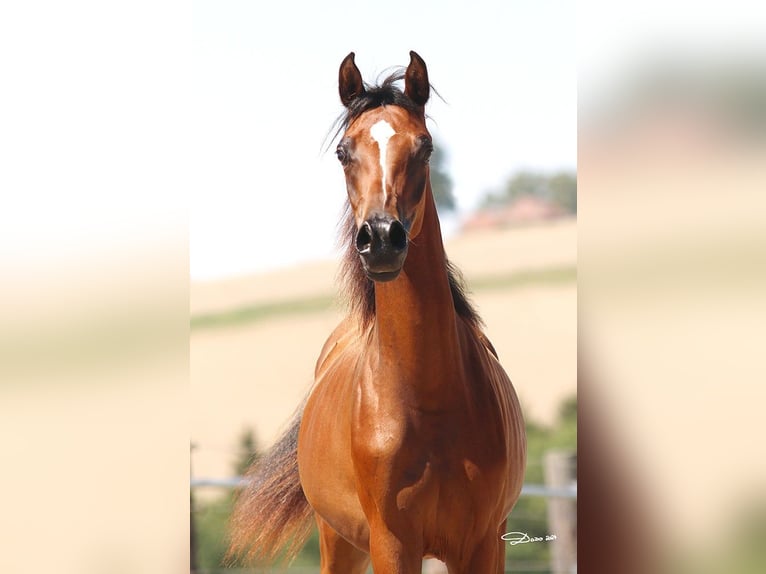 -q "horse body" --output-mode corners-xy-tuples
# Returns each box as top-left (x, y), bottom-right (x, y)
(229, 51), (525, 574)
(300, 189), (524, 571)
